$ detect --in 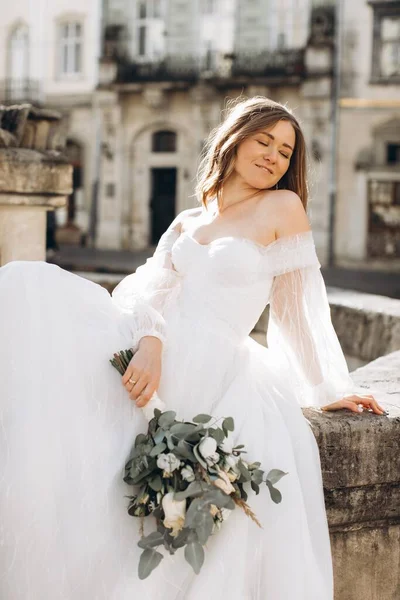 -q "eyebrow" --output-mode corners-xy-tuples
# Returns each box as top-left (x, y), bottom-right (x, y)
(259, 131), (294, 152)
